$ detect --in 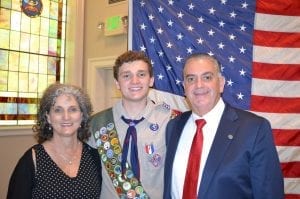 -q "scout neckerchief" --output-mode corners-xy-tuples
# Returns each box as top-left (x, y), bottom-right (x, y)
(92, 108), (149, 199)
